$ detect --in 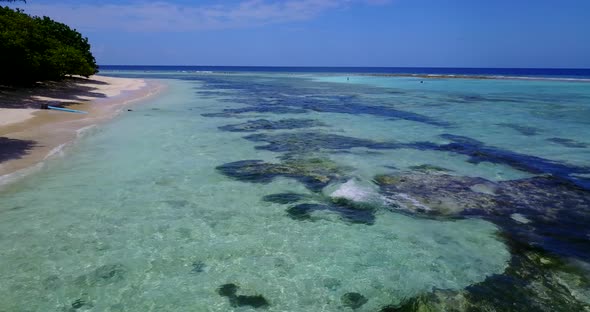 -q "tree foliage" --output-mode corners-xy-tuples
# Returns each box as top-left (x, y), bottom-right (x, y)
(0, 6), (98, 85)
